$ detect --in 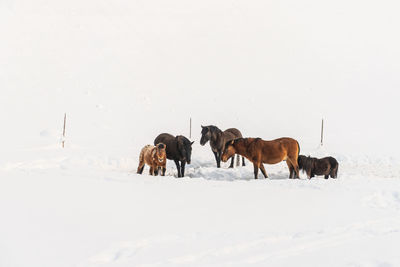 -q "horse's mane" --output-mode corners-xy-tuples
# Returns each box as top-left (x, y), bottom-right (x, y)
(302, 156), (316, 172)
(225, 137), (242, 148)
(226, 137), (259, 148)
(157, 143), (165, 149)
(207, 125), (222, 133)
(225, 139), (236, 148)
(176, 135), (190, 145)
